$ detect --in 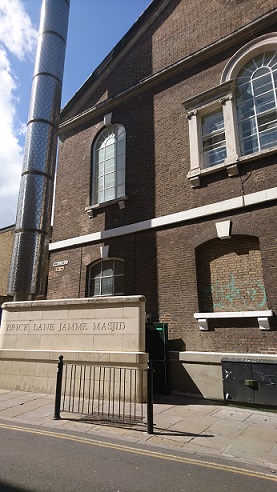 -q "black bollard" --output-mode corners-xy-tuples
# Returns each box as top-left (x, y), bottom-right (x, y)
(53, 355), (63, 420)
(146, 360), (154, 434)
